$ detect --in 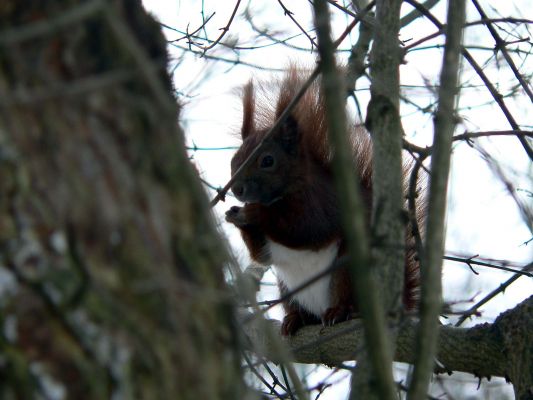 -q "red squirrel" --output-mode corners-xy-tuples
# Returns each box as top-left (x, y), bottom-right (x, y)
(225, 67), (420, 335)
